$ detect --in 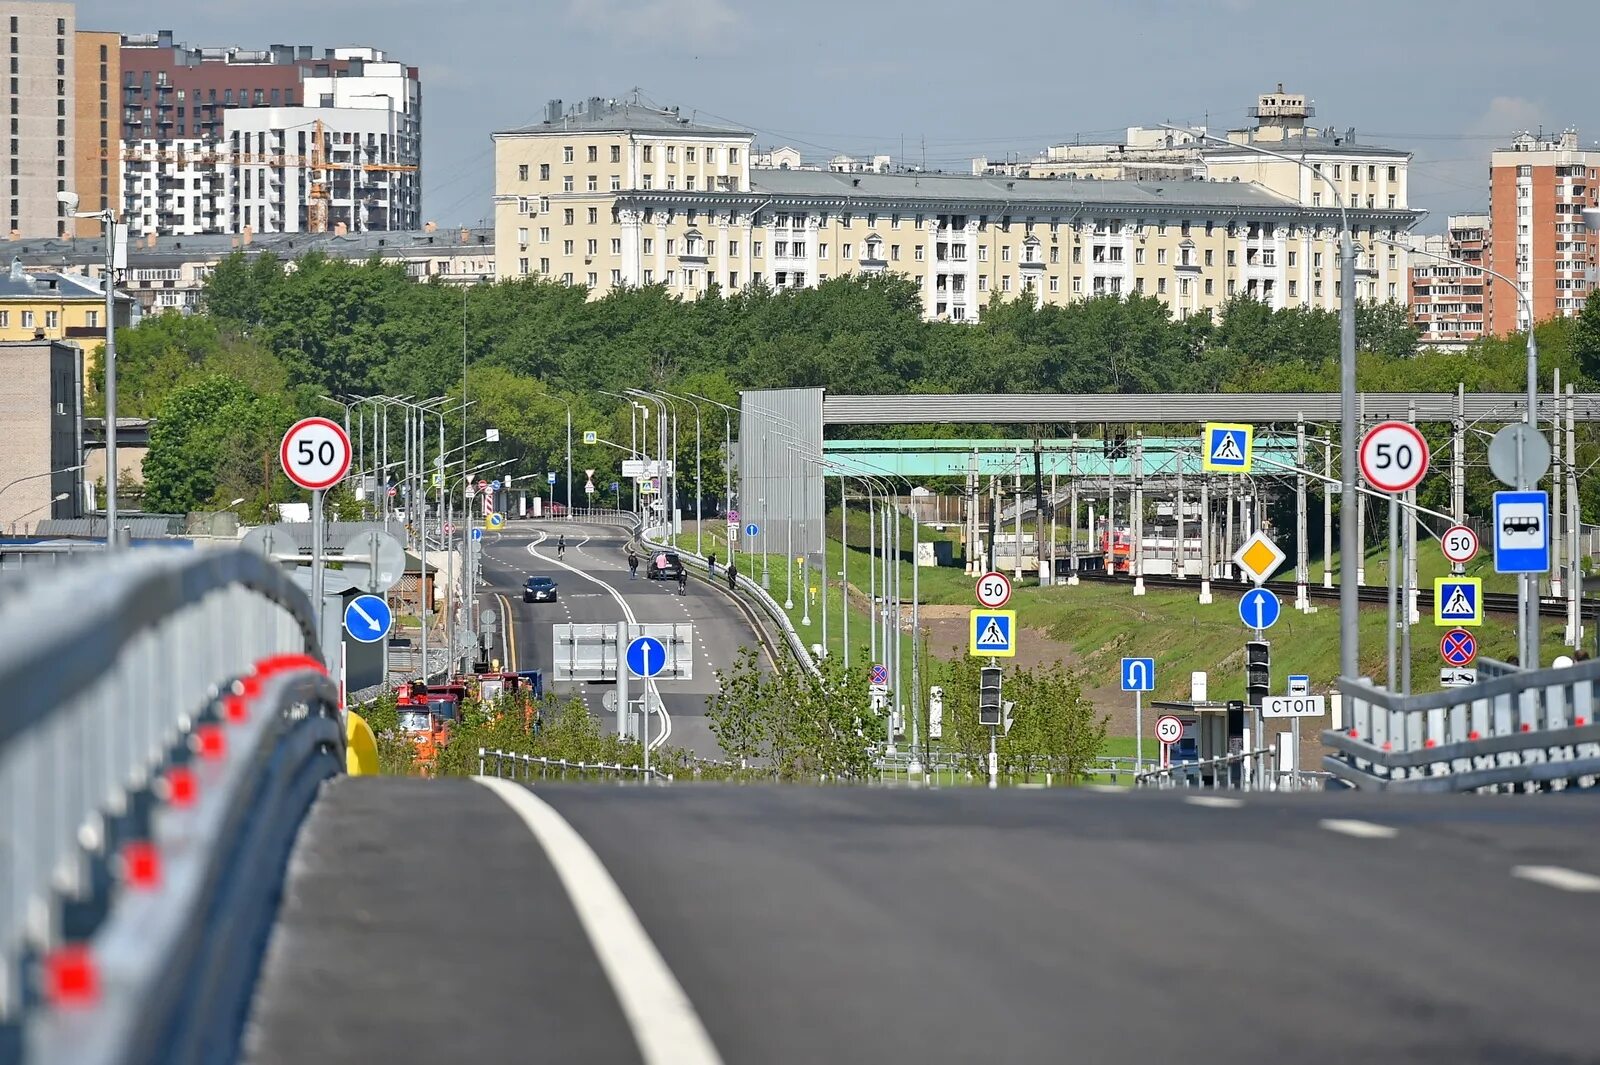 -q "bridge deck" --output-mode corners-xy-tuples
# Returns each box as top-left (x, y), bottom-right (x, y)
(245, 778), (1600, 1064)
